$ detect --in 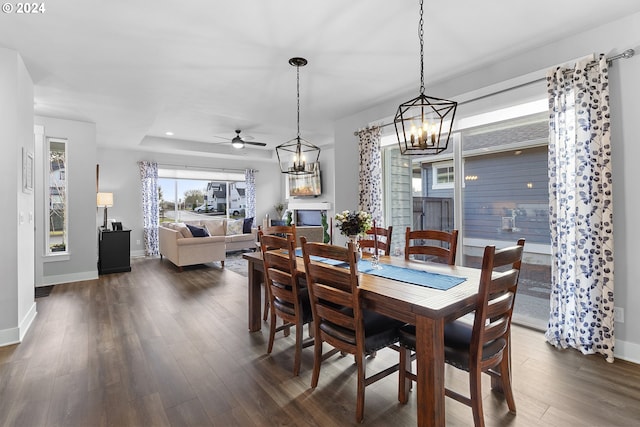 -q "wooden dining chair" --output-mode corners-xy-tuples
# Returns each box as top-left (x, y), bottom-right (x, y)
(259, 231), (313, 376)
(404, 228), (458, 265)
(260, 224), (298, 246)
(359, 225), (393, 256)
(300, 237), (404, 423)
(258, 224), (297, 320)
(398, 238), (525, 427)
